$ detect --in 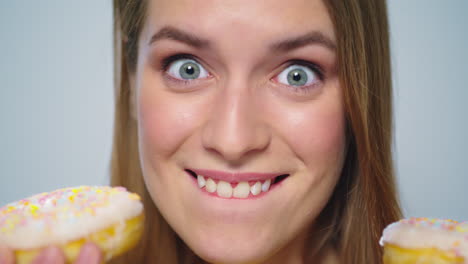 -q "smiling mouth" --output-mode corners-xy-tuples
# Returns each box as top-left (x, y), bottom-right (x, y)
(185, 169), (289, 199)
